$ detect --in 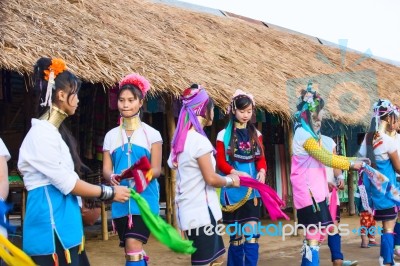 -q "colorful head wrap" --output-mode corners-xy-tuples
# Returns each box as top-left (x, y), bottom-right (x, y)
(170, 84), (211, 164)
(372, 99), (399, 131)
(119, 73), (150, 98)
(294, 81), (323, 139)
